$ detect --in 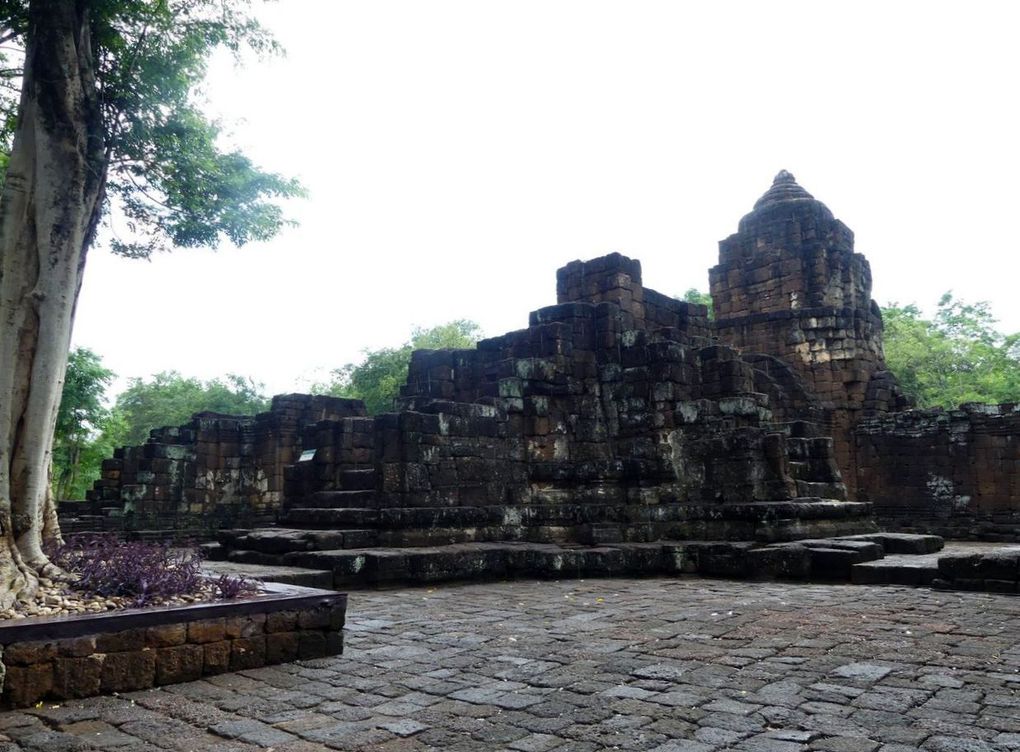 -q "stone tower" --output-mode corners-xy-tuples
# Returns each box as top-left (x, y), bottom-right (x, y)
(710, 171), (907, 494)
